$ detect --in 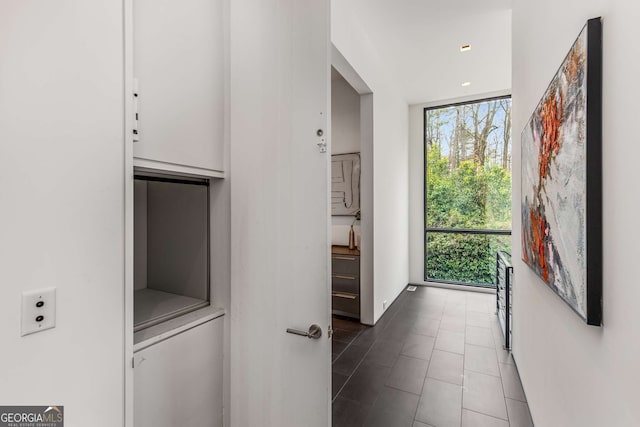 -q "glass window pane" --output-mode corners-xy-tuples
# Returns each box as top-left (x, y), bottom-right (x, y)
(425, 99), (512, 230)
(424, 97), (512, 287)
(426, 233), (511, 287)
